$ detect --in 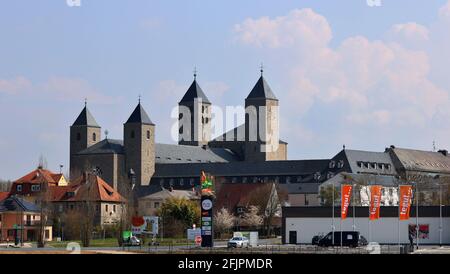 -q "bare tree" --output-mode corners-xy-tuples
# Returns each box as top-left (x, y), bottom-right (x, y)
(214, 207), (235, 239)
(248, 183), (282, 236)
